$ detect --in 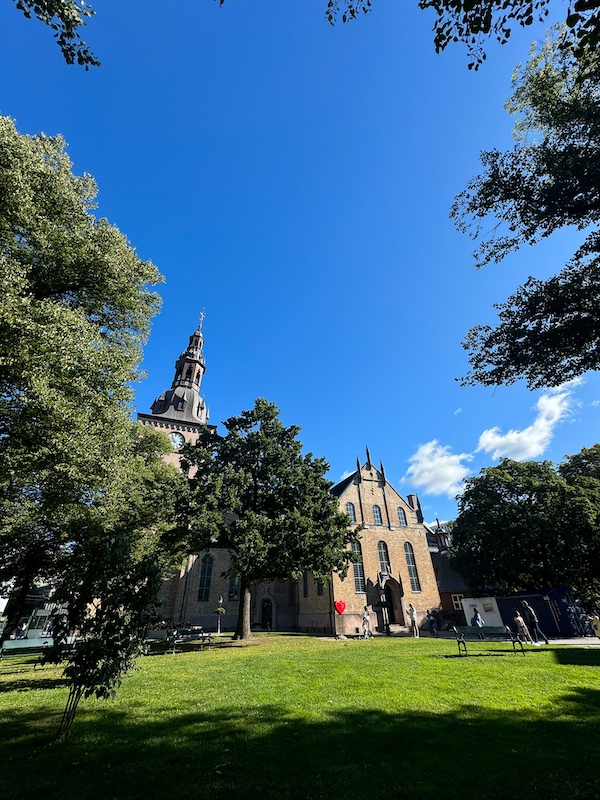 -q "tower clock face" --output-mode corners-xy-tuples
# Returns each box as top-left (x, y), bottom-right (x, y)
(169, 431), (186, 451)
